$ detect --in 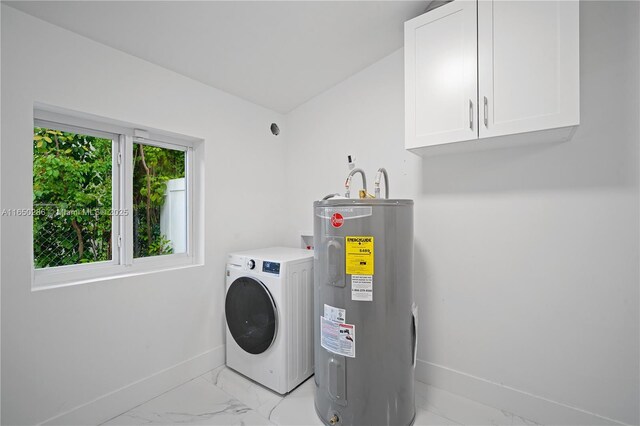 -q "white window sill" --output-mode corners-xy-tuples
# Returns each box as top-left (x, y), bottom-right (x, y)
(32, 260), (204, 291)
